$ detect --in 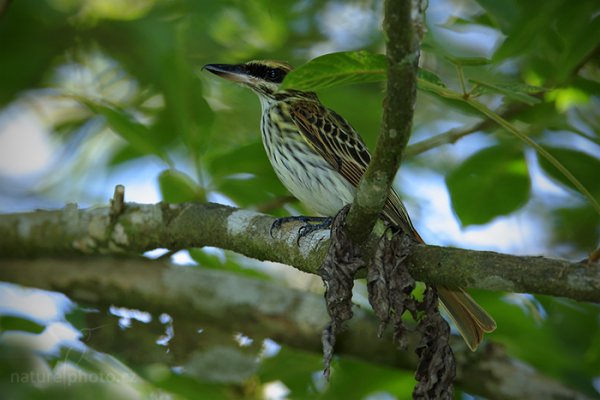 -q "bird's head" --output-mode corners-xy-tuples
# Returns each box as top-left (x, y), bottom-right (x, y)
(203, 60), (293, 101)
